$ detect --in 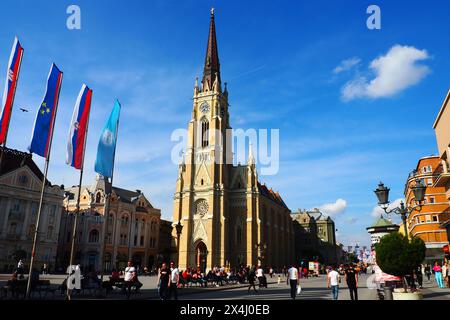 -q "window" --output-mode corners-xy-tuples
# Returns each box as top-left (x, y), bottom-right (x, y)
(427, 179), (433, 186)
(47, 226), (54, 240)
(106, 233), (112, 244)
(18, 175), (28, 184)
(201, 117), (209, 148)
(426, 215), (431, 223)
(140, 236), (144, 246)
(66, 231), (71, 242)
(96, 193), (101, 203)
(236, 226), (242, 245)
(134, 235), (137, 246)
(433, 216), (438, 222)
(88, 229), (99, 243)
(429, 197), (435, 204)
(422, 165), (432, 173)
(8, 222), (17, 235)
